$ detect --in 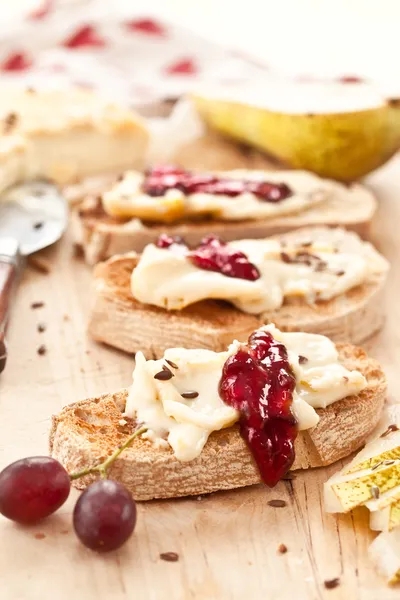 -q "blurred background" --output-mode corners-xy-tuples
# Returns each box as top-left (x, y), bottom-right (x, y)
(0, 0), (400, 77)
(2, 0), (400, 80)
